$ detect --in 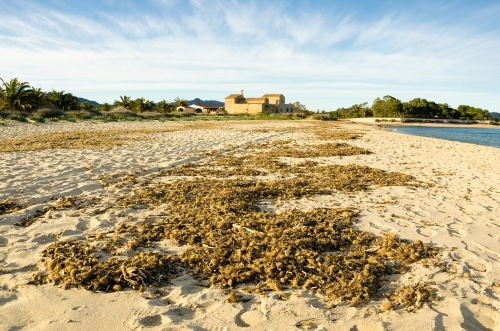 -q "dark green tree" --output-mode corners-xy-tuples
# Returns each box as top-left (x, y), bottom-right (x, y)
(100, 102), (111, 112)
(134, 97), (155, 113)
(174, 97), (188, 108)
(114, 95), (132, 109)
(46, 90), (79, 111)
(156, 100), (173, 113)
(0, 78), (39, 113)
